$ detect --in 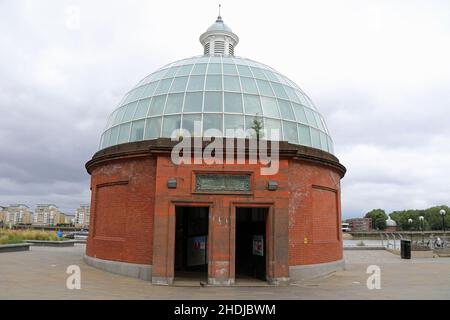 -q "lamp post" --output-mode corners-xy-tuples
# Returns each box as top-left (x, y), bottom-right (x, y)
(440, 209), (446, 232)
(408, 218), (413, 241)
(419, 216), (424, 244)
